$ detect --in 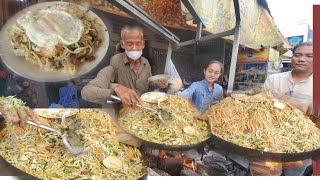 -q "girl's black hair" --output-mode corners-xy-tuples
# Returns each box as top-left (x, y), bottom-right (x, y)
(205, 60), (224, 73)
